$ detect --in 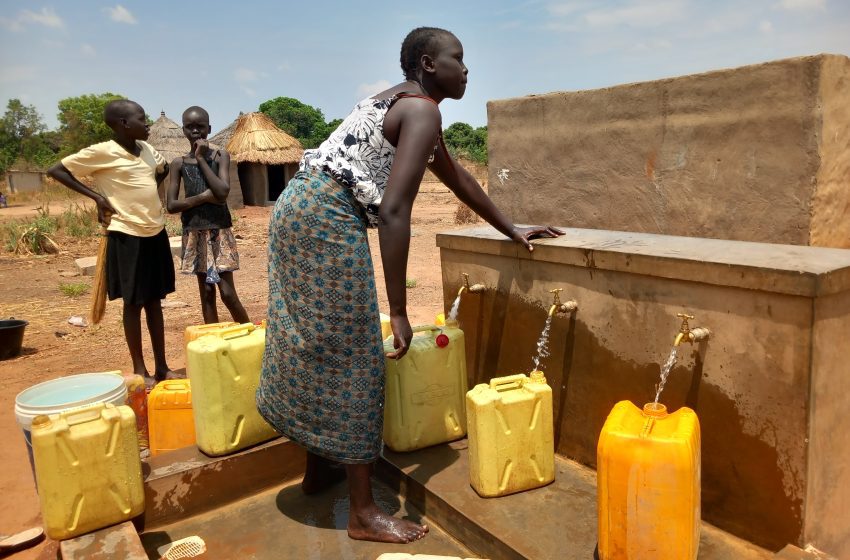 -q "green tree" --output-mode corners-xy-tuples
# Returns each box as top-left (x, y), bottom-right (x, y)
(57, 92), (125, 155)
(0, 99), (52, 174)
(259, 97), (337, 149)
(443, 122), (488, 165)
